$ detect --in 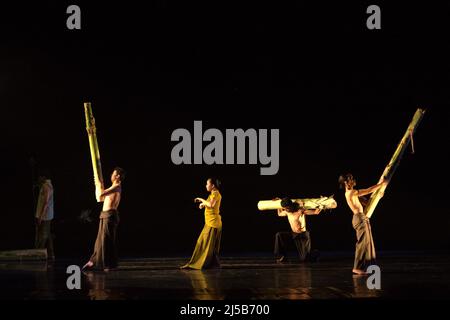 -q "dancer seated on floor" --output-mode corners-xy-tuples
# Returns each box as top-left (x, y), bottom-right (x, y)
(273, 198), (321, 263)
(181, 178), (222, 270)
(83, 167), (125, 272)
